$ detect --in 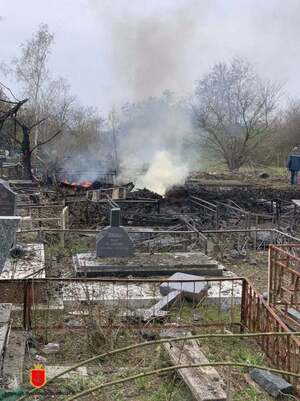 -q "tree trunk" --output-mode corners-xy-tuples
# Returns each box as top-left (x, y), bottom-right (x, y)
(21, 127), (33, 180)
